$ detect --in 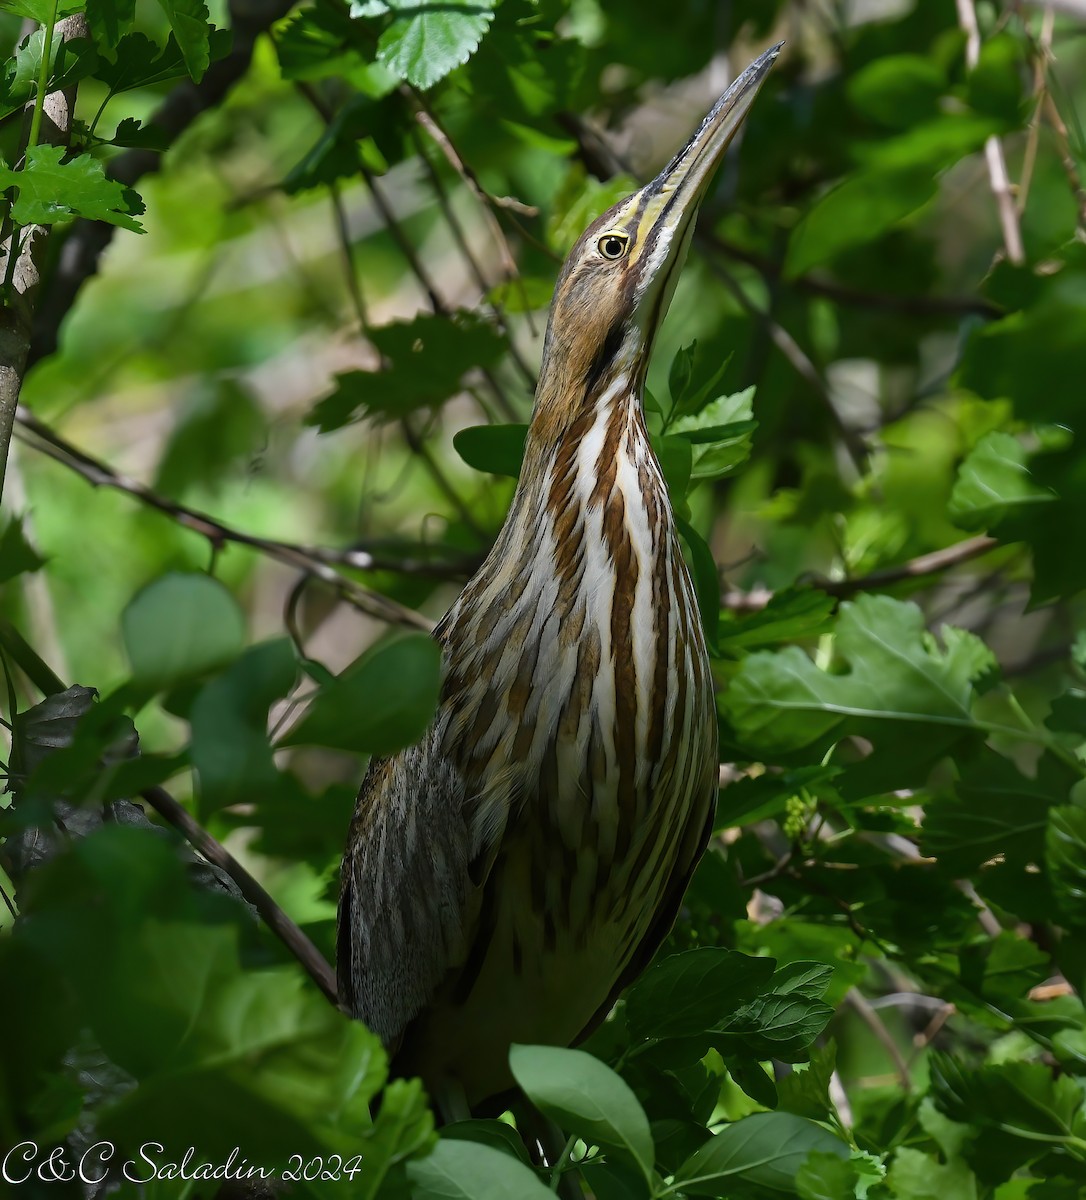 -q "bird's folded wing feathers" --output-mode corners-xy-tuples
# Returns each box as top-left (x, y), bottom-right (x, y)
(337, 724), (485, 1050)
